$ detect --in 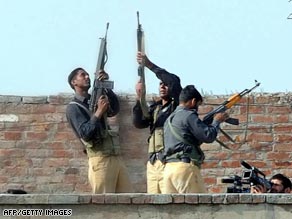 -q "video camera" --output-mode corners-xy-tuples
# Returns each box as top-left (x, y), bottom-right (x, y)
(221, 160), (272, 193)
